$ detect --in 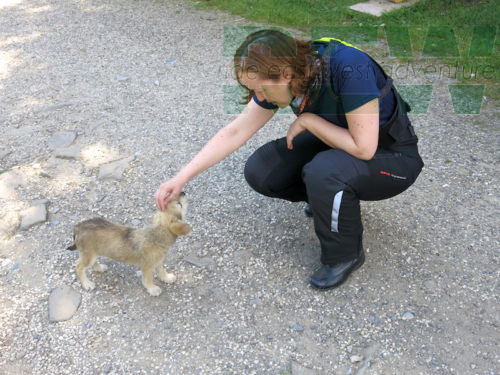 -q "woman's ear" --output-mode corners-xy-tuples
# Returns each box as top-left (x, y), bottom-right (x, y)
(169, 221), (192, 236)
